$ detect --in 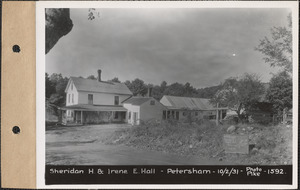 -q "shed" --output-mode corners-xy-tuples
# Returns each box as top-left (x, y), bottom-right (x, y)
(123, 97), (166, 125)
(160, 95), (227, 121)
